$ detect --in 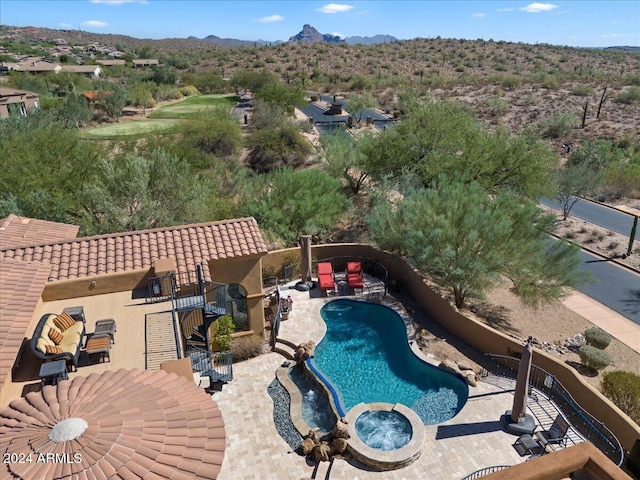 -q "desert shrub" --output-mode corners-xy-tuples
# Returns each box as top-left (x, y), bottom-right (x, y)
(601, 371), (640, 423)
(584, 327), (613, 349)
(570, 84), (593, 96)
(212, 315), (235, 352)
(615, 86), (640, 104)
(542, 75), (559, 90)
(625, 73), (640, 86)
(179, 85), (199, 96)
(230, 335), (267, 362)
(578, 345), (611, 371)
(540, 112), (578, 138)
(484, 97), (510, 117)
